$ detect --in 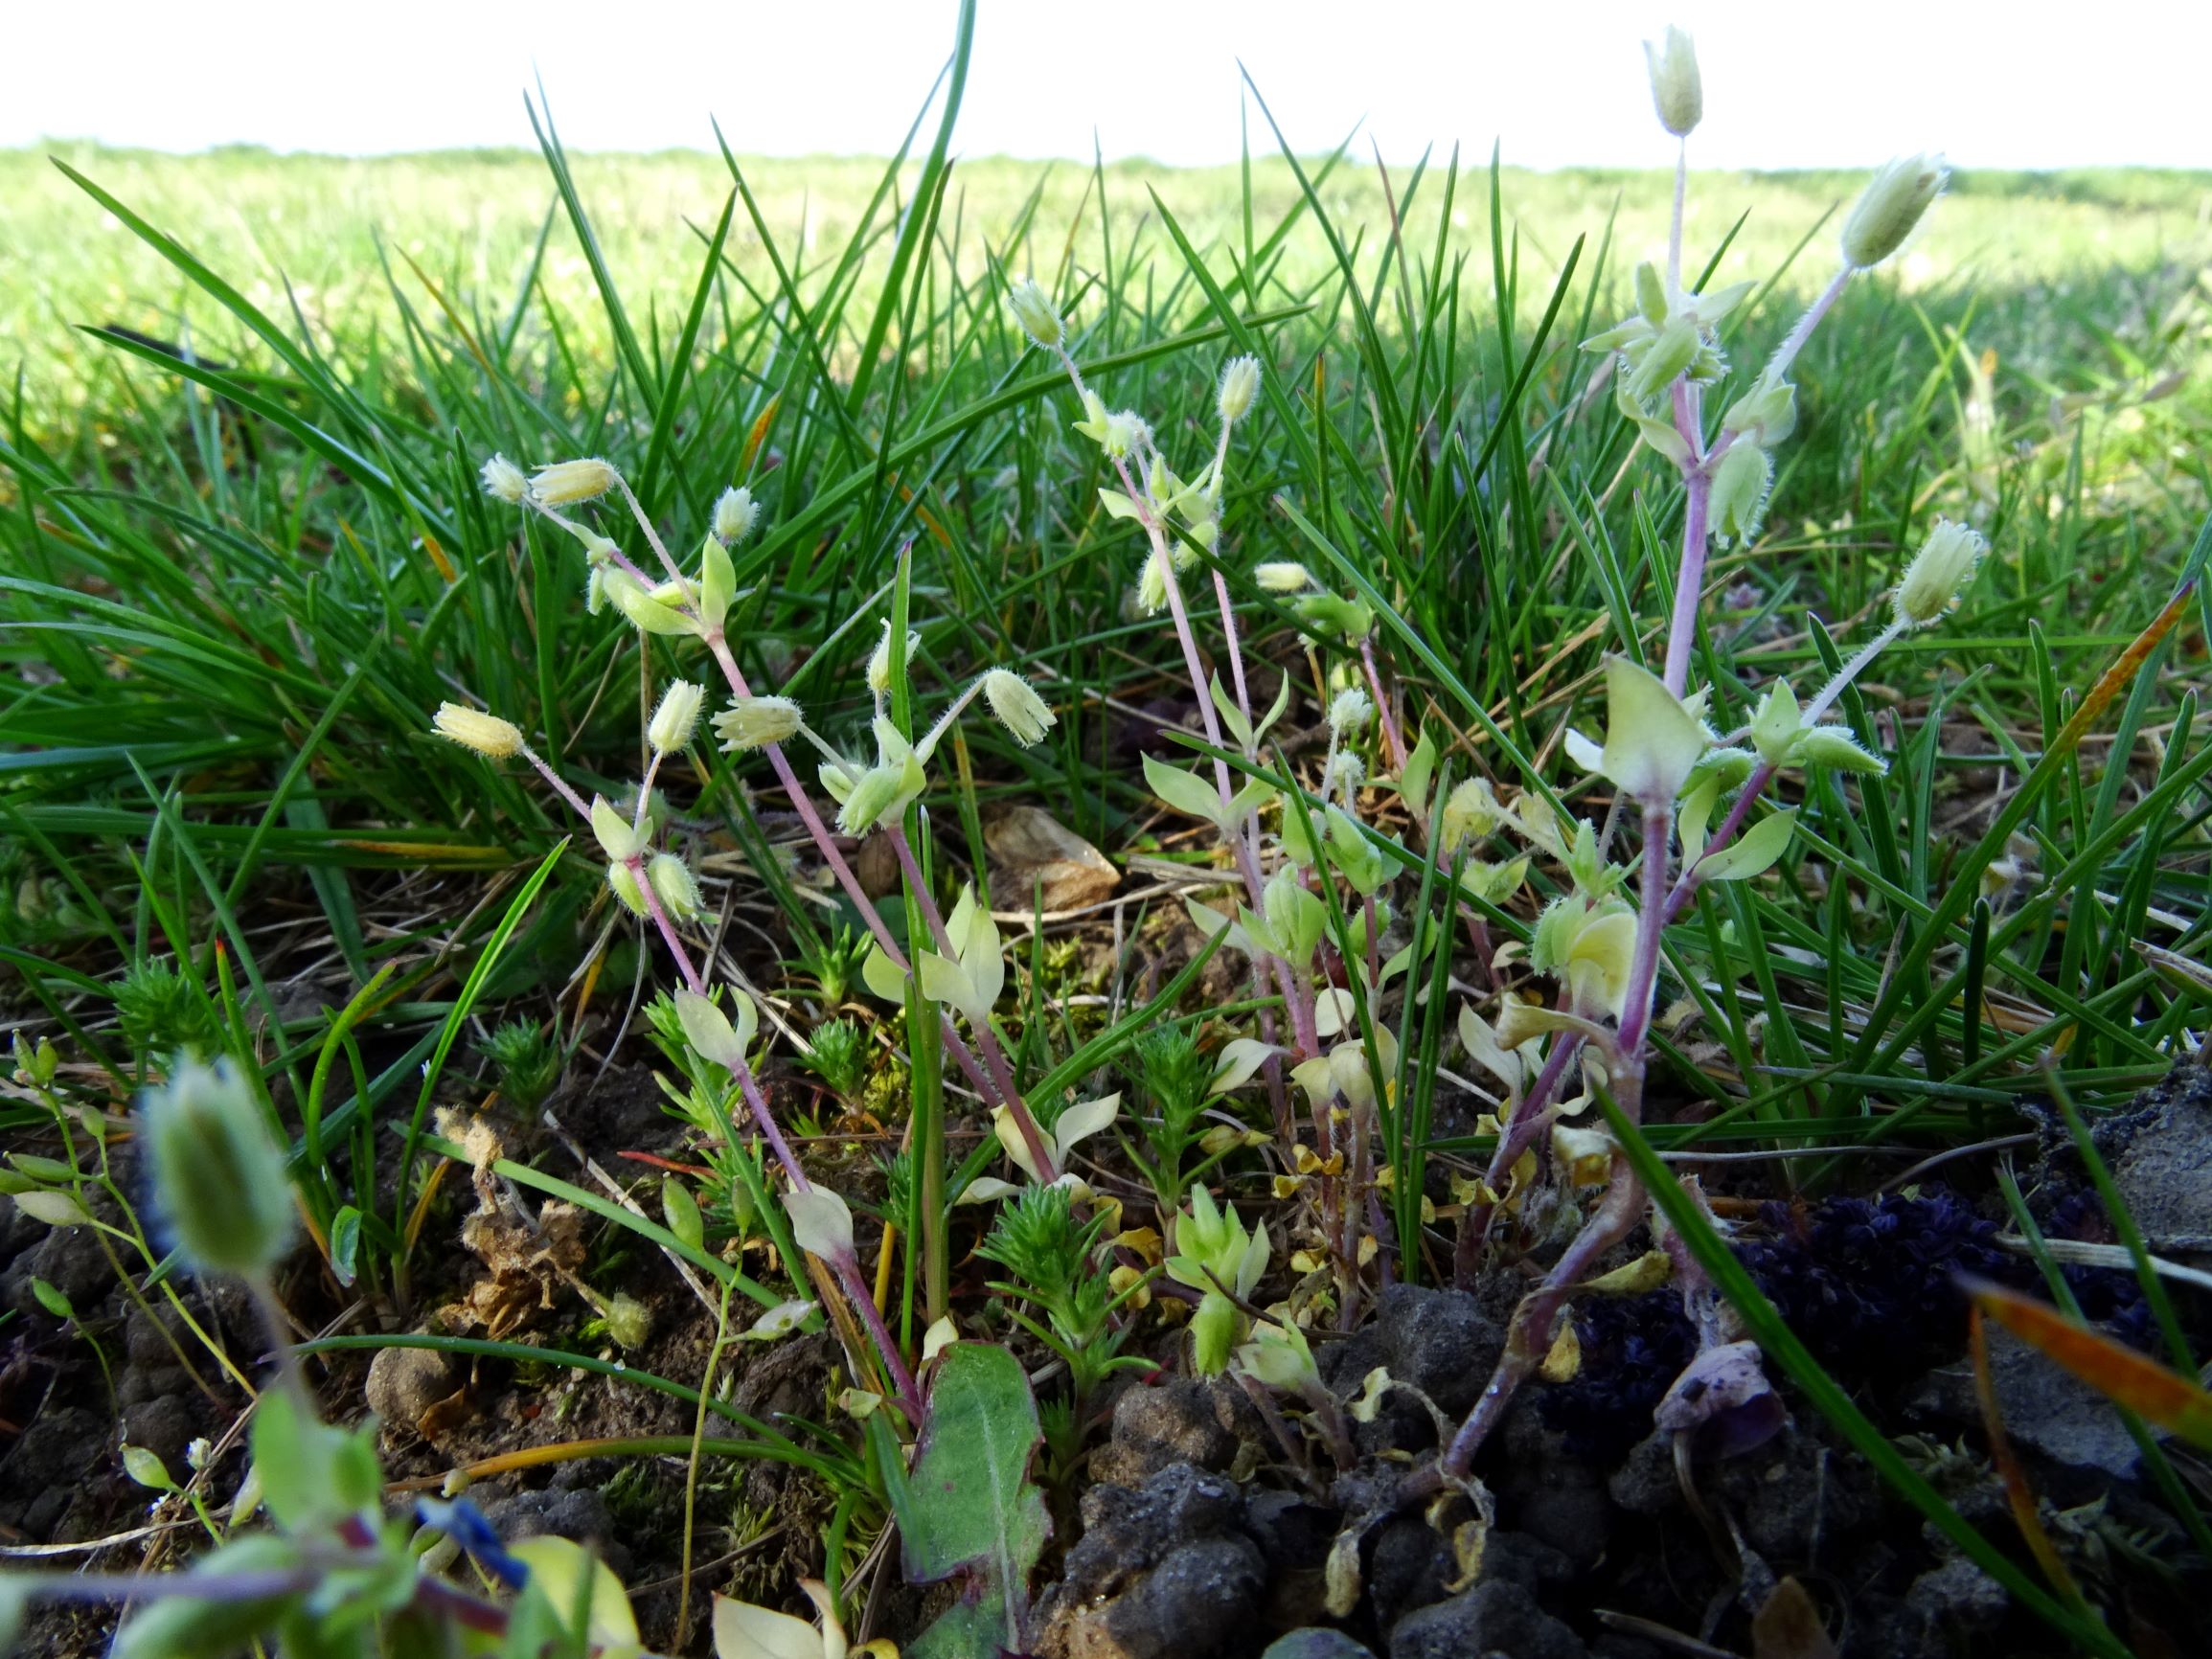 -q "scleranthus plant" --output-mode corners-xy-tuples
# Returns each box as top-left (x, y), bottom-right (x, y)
(1407, 26), (1975, 1494)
